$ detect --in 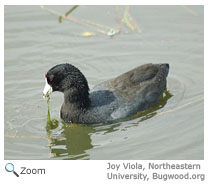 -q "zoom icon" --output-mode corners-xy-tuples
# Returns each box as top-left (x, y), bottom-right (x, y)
(5, 163), (19, 177)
